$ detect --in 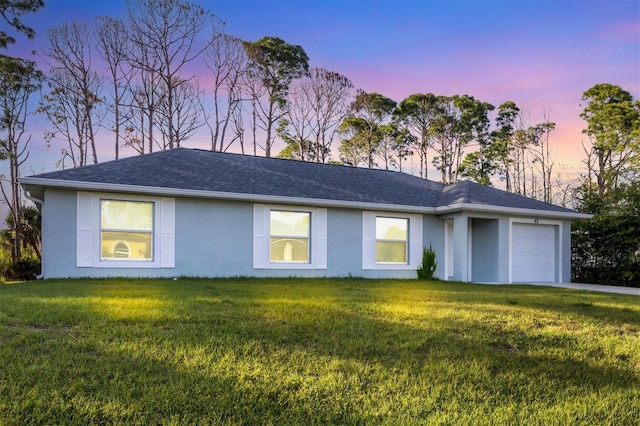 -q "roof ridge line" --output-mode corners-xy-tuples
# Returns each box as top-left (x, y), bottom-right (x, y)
(435, 180), (448, 207)
(464, 179), (472, 203)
